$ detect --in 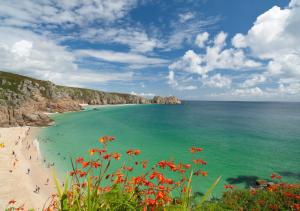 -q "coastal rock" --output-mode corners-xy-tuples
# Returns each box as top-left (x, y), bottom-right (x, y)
(0, 71), (181, 127)
(152, 96), (181, 104)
